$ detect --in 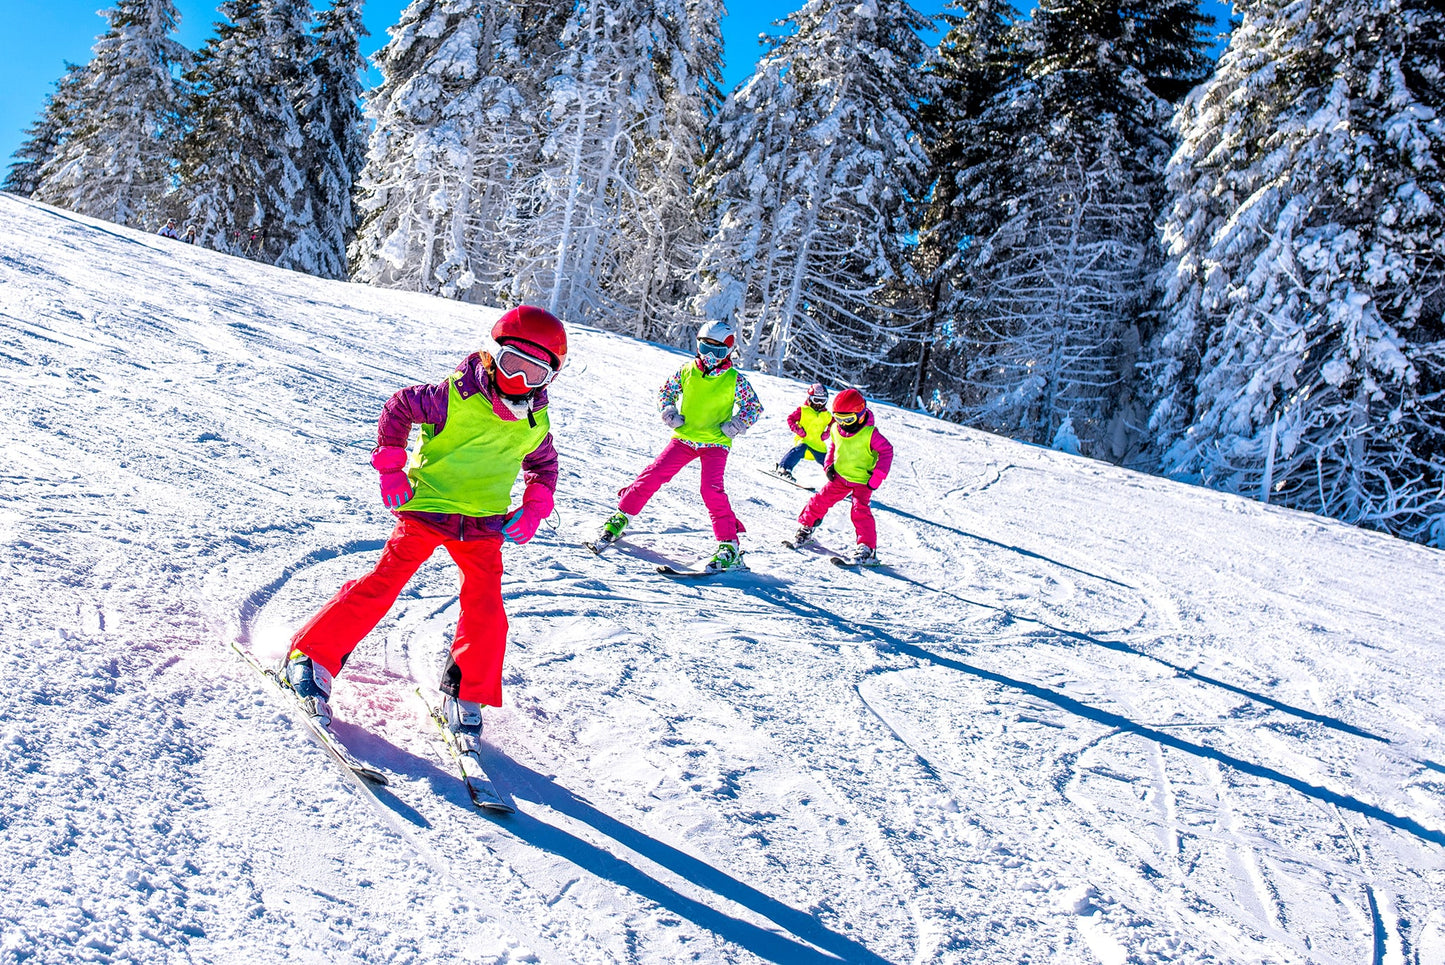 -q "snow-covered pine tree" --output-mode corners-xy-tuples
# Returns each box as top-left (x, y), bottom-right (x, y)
(299, 0), (368, 279)
(1147, 0), (1445, 544)
(911, 0), (1020, 407)
(31, 0), (189, 228)
(500, 0), (717, 331)
(3, 64), (89, 198)
(606, 0), (726, 342)
(949, 0), (1209, 454)
(179, 0), (320, 268)
(351, 0), (559, 299)
(694, 0), (936, 390)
